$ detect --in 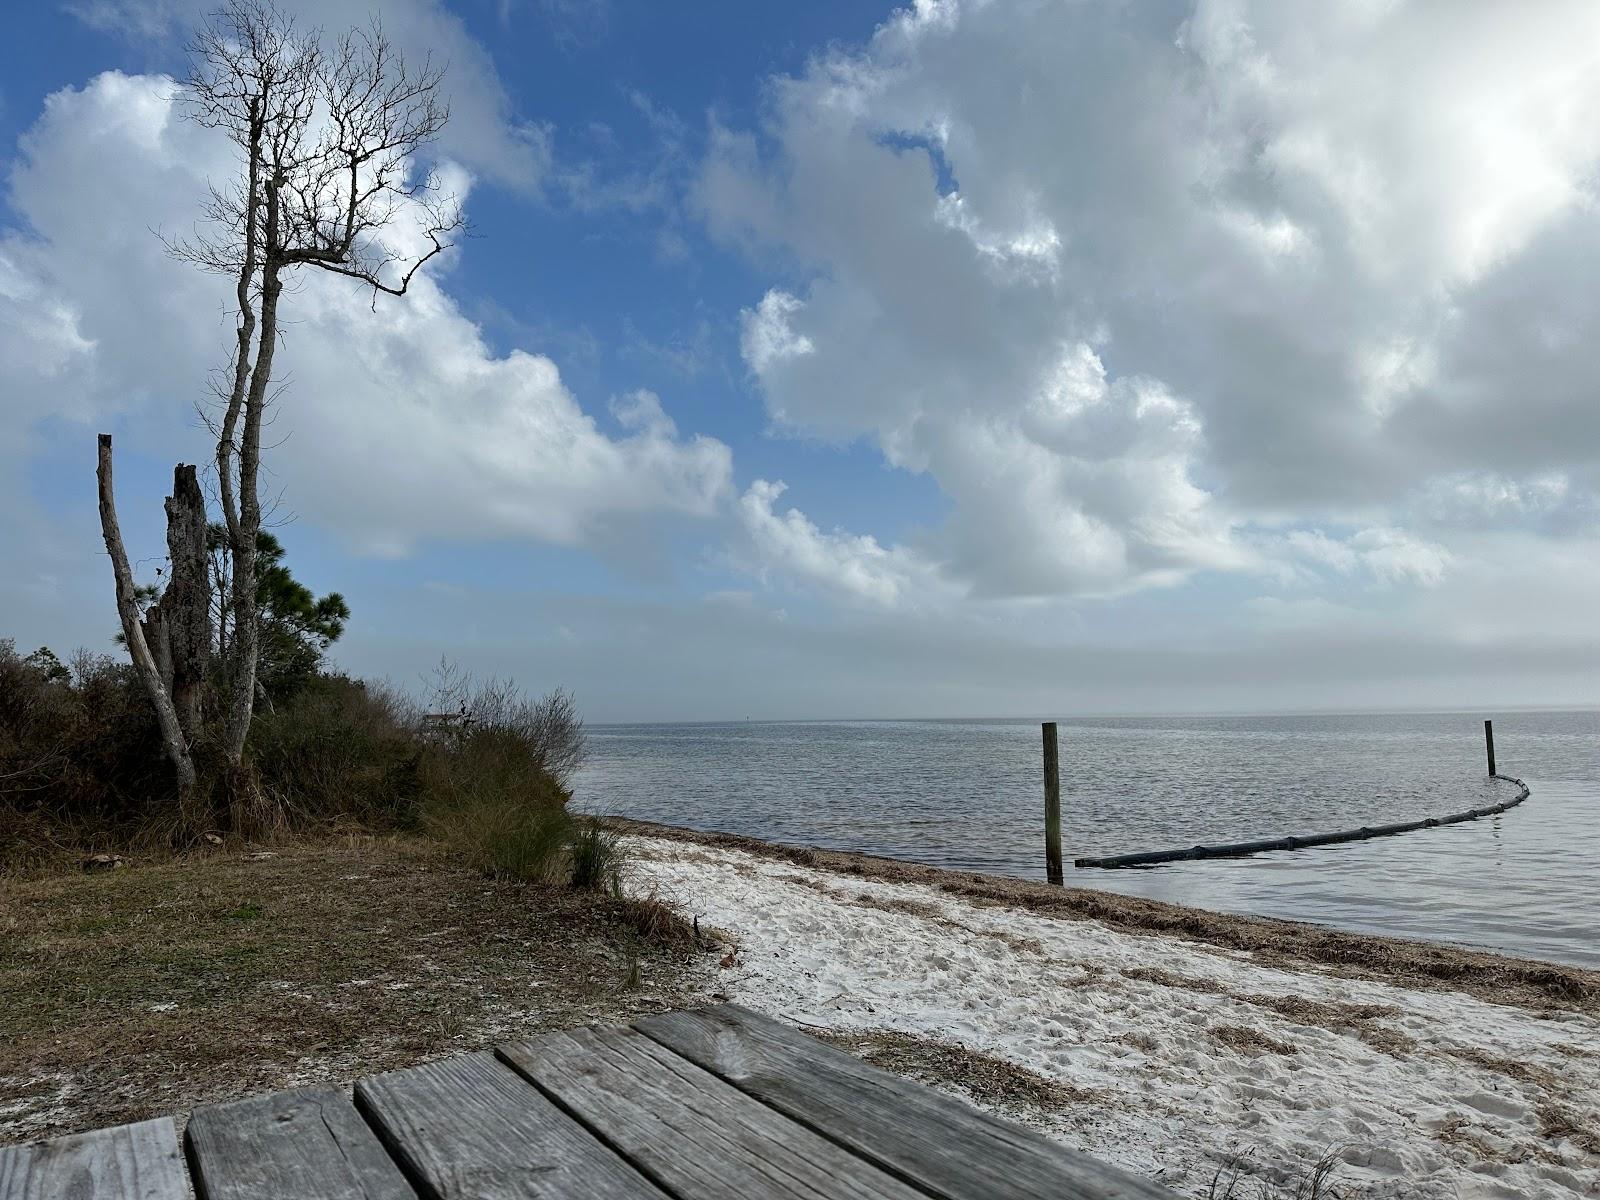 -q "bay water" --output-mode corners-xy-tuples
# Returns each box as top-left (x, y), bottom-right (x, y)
(575, 710), (1598, 968)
